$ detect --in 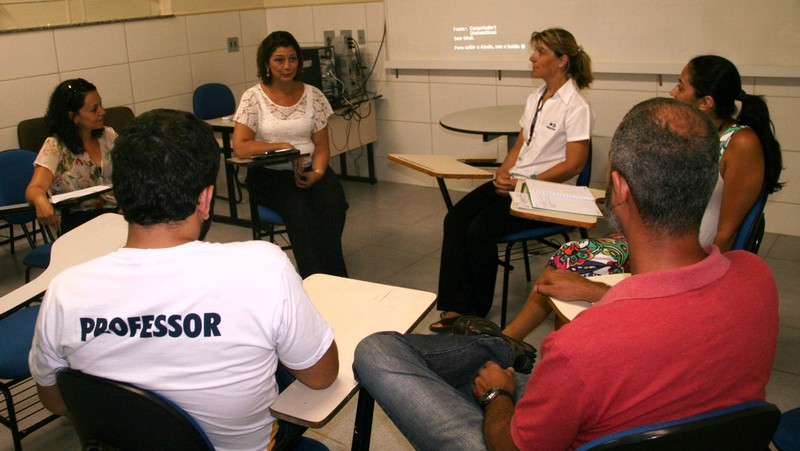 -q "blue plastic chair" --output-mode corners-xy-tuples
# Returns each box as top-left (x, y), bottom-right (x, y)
(192, 83), (244, 204)
(255, 204), (291, 250)
(577, 400), (780, 450)
(773, 406), (800, 451)
(731, 185), (768, 253)
(497, 145), (593, 328)
(57, 368), (215, 450)
(192, 83), (236, 120)
(0, 305), (59, 451)
(0, 149), (48, 254)
(23, 241), (52, 282)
